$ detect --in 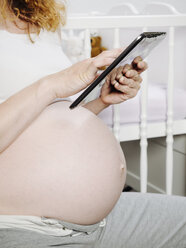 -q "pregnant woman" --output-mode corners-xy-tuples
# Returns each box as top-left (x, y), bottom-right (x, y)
(0, 1), (186, 247)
